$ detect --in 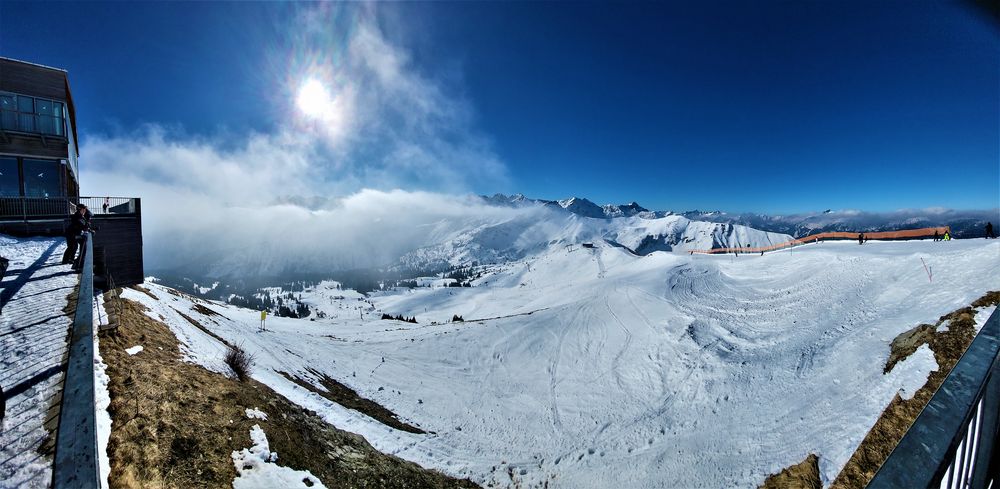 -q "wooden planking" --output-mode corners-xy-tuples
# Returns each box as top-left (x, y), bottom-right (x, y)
(0, 58), (68, 101)
(0, 133), (70, 159)
(91, 216), (144, 287)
